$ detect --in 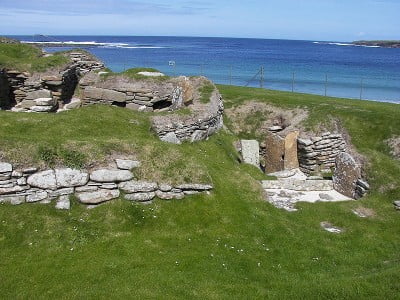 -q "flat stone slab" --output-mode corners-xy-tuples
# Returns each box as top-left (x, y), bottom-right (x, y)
(27, 170), (55, 189)
(90, 169), (133, 183)
(125, 192), (155, 202)
(115, 159), (140, 170)
(0, 162), (12, 173)
(55, 168), (89, 188)
(262, 179), (333, 191)
(265, 189), (352, 212)
(175, 183), (213, 191)
(320, 222), (344, 234)
(0, 185), (28, 195)
(268, 168), (307, 180)
(119, 181), (158, 193)
(0, 195), (25, 205)
(77, 189), (120, 204)
(26, 190), (48, 203)
(240, 140), (260, 167)
(31, 105), (54, 112)
(156, 190), (185, 200)
(34, 97), (55, 106)
(55, 195), (70, 210)
(137, 71), (165, 77)
(160, 132), (181, 144)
